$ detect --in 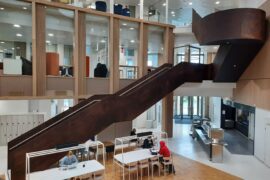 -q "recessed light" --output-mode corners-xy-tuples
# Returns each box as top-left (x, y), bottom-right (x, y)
(129, 27), (134, 30)
(189, 2), (193, 5)
(171, 11), (175, 14)
(0, 7), (4, 10)
(11, 48), (15, 50)
(22, 7), (27, 10)
(215, 1), (220, 5)
(149, 12), (153, 15)
(0, 41), (4, 44)
(130, 40), (135, 43)
(16, 47), (20, 49)
(48, 33), (54, 37)
(46, 40), (51, 44)
(13, 24), (21, 28)
(122, 23), (127, 26)
(172, 14), (175, 17)
(162, 3), (167, 6)
(233, 64), (237, 68)
(16, 33), (22, 37)
(100, 39), (106, 43)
